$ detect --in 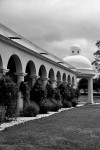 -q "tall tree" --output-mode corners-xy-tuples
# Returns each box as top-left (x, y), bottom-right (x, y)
(92, 41), (100, 71)
(78, 78), (88, 94)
